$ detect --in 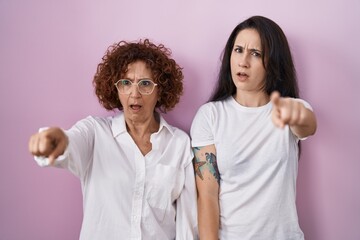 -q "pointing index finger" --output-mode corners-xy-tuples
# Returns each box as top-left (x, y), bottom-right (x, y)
(270, 91), (281, 106)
